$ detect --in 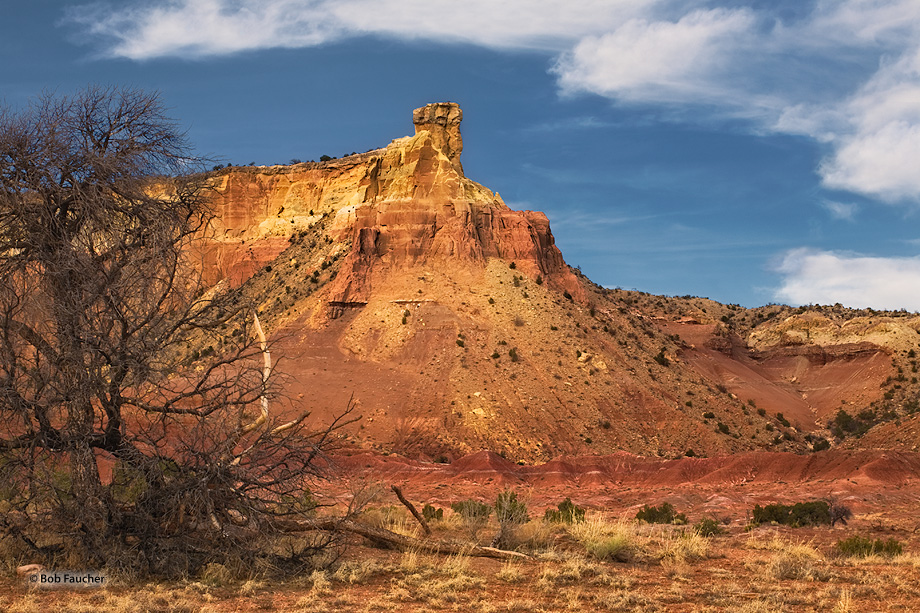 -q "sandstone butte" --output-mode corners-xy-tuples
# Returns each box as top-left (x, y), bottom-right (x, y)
(191, 103), (920, 463)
